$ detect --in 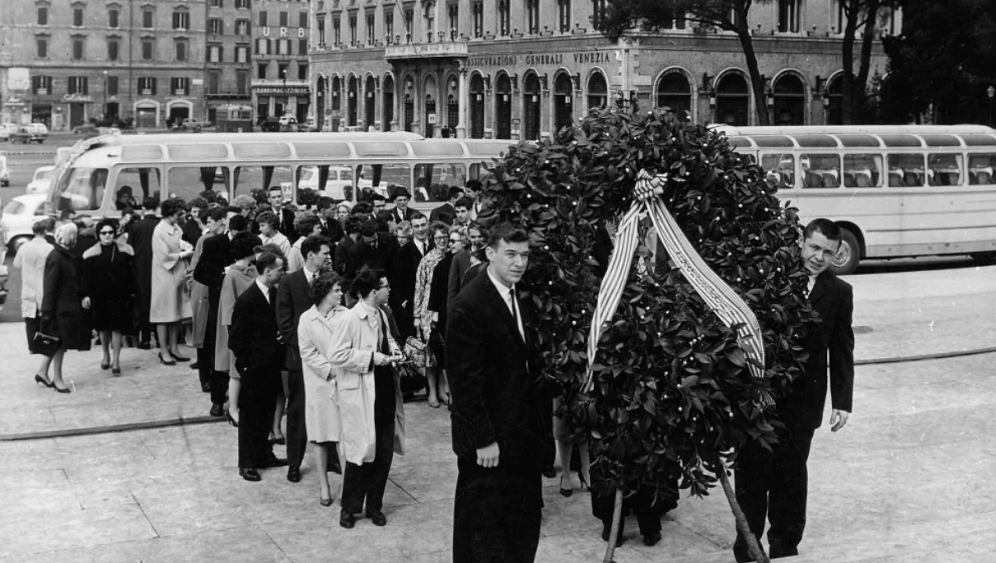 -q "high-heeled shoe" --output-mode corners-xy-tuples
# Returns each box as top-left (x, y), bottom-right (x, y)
(579, 472), (590, 492)
(226, 412), (239, 427)
(53, 383), (71, 394)
(111, 367), (121, 376)
(158, 353), (176, 366)
(168, 351), (190, 362)
(34, 374), (54, 388)
(319, 494), (334, 507)
(100, 359), (111, 370)
(559, 475), (573, 498)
